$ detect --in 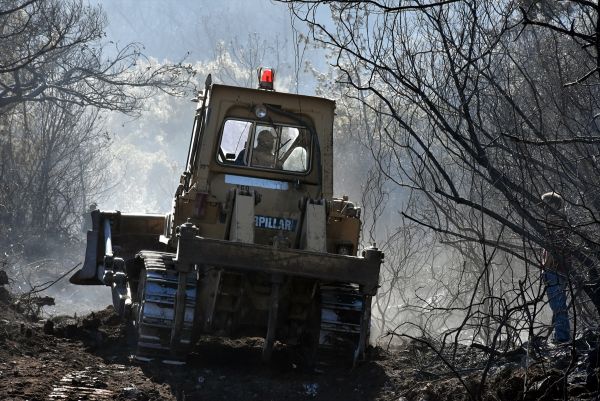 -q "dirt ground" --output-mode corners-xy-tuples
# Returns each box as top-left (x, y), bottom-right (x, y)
(1, 295), (599, 401)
